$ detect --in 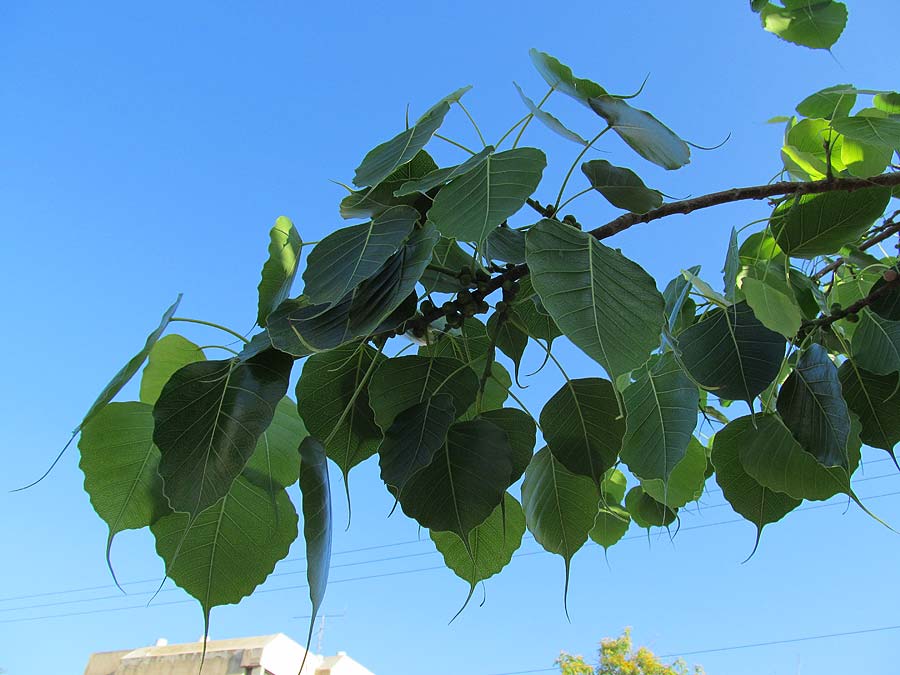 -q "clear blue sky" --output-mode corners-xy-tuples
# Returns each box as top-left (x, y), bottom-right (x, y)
(2, 2), (899, 674)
